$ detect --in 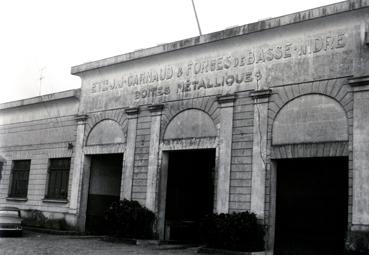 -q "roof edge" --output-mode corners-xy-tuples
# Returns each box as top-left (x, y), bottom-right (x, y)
(71, 0), (368, 75)
(0, 89), (81, 110)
